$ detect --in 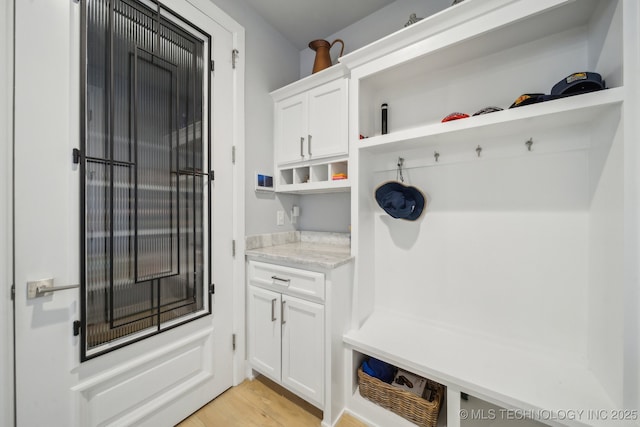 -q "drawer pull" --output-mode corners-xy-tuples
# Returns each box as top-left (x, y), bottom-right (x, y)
(271, 298), (277, 322)
(271, 275), (291, 284)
